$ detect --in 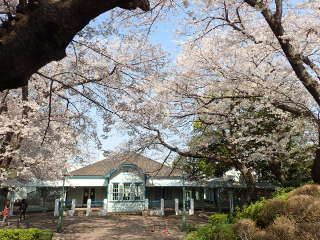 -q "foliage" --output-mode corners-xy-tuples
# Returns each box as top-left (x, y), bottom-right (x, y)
(285, 195), (314, 222)
(208, 214), (229, 225)
(235, 198), (266, 222)
(184, 223), (197, 233)
(303, 200), (320, 223)
(234, 219), (258, 240)
(287, 184), (320, 199)
(0, 228), (52, 240)
(256, 199), (287, 228)
(184, 224), (238, 240)
(267, 216), (297, 240)
(184, 231), (199, 240)
(234, 184), (320, 240)
(271, 187), (294, 200)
